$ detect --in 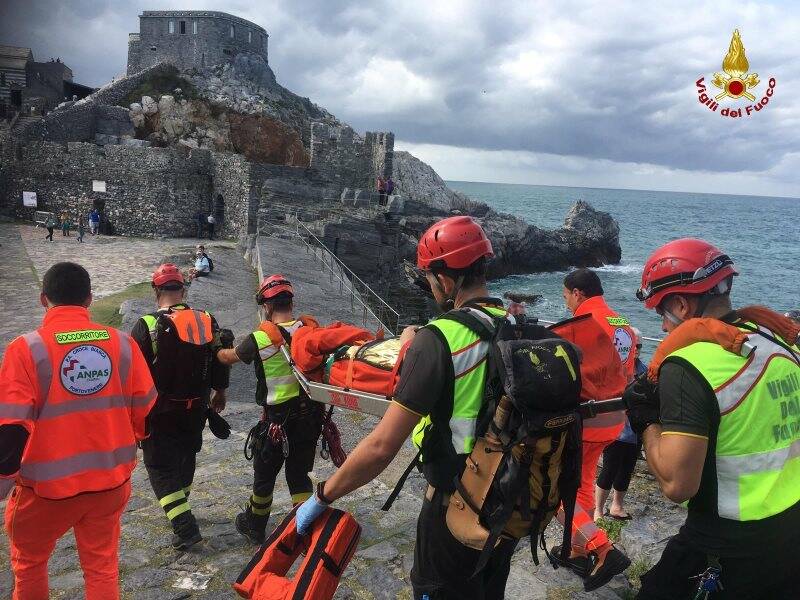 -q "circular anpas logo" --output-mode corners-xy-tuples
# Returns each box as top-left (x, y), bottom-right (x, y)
(60, 345), (112, 395)
(614, 328), (633, 363)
